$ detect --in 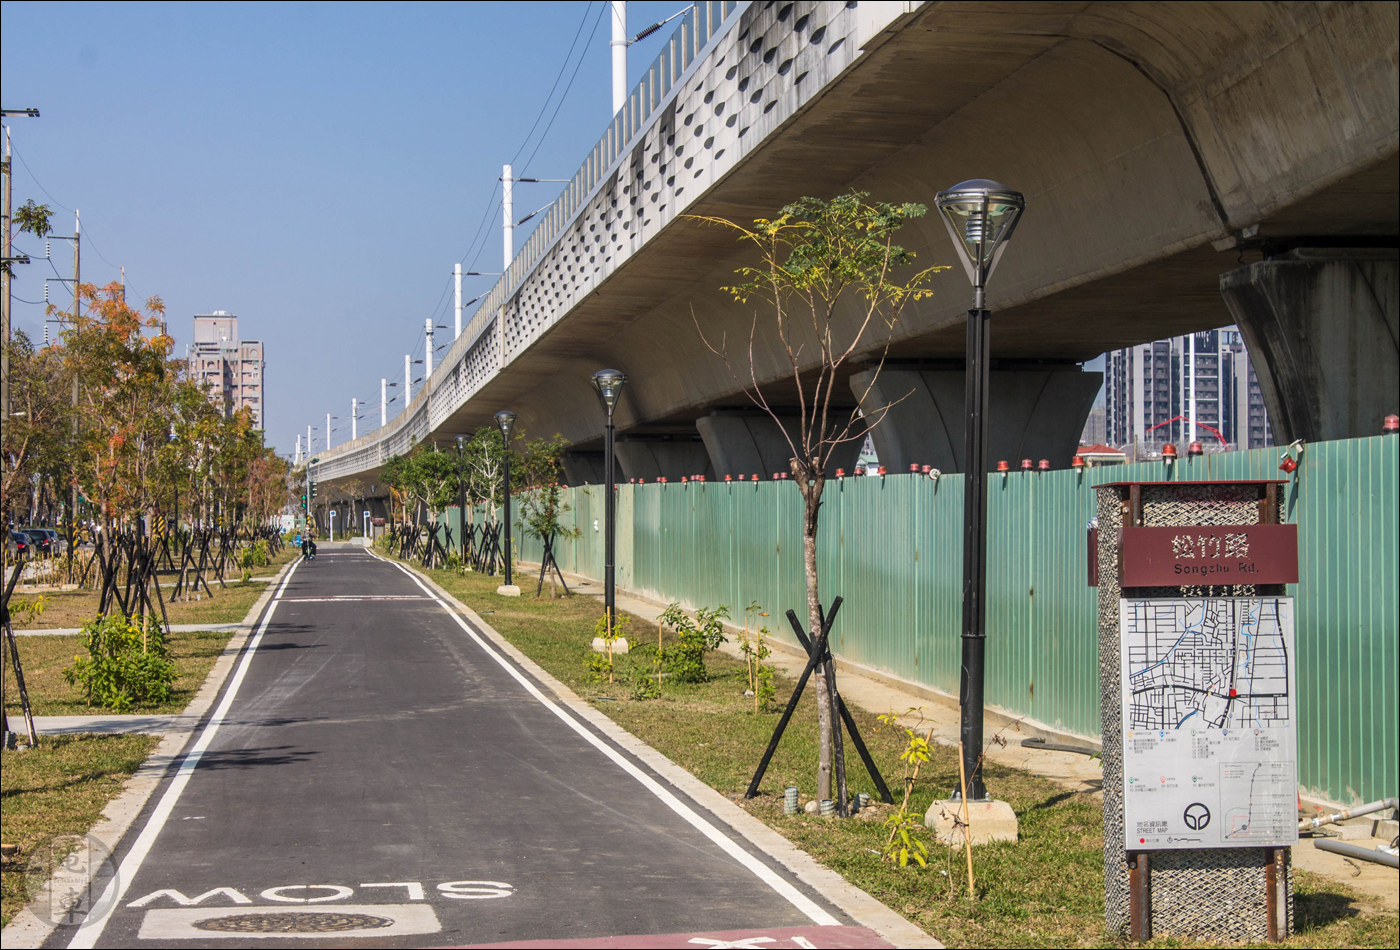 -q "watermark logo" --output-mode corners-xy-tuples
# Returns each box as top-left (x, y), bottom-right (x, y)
(25, 833), (119, 926)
